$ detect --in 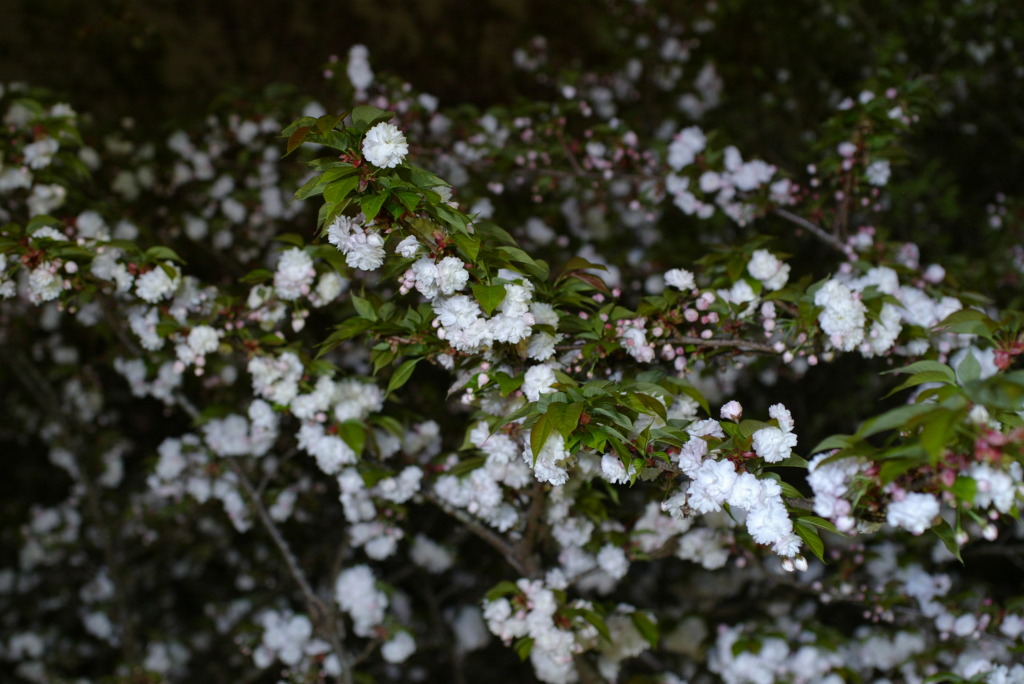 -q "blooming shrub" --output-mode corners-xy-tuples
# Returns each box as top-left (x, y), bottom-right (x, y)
(3, 3), (1024, 683)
